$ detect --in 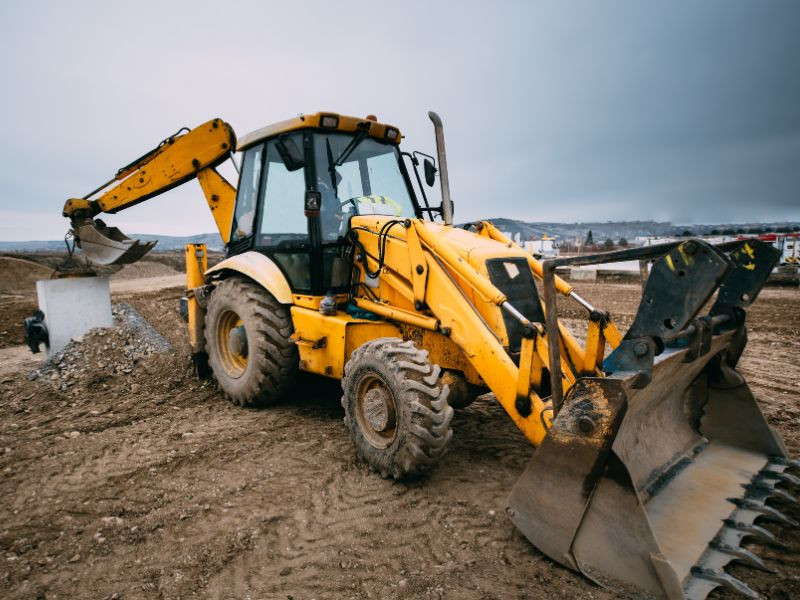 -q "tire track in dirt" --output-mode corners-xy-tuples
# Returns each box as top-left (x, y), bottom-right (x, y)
(1, 281), (797, 600)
